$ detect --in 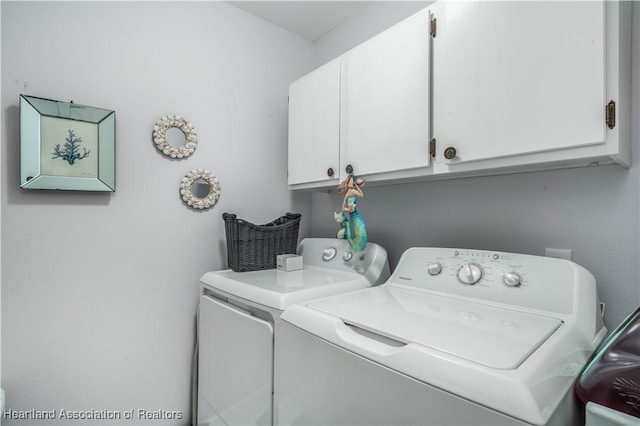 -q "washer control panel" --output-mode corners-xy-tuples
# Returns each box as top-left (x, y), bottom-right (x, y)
(391, 248), (590, 315)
